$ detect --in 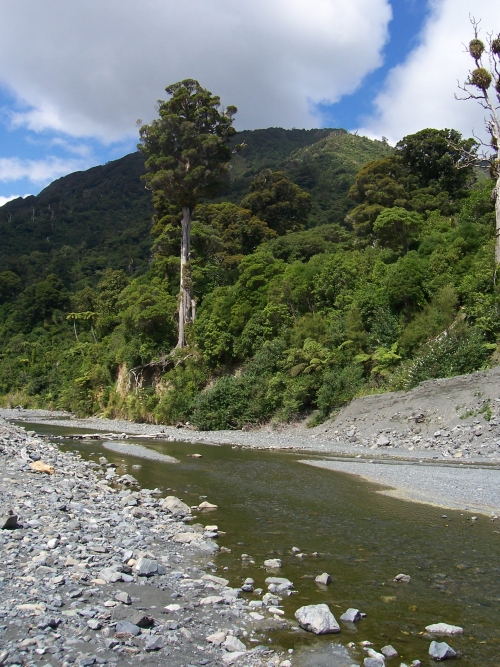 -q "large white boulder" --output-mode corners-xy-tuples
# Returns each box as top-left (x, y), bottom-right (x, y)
(294, 604), (340, 634)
